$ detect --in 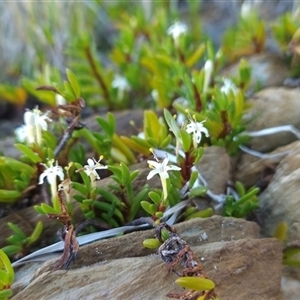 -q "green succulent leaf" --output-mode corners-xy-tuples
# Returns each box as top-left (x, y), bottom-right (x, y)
(130, 187), (149, 221)
(96, 187), (122, 206)
(274, 222), (287, 243)
(0, 288), (13, 299)
(186, 207), (214, 220)
(28, 221), (43, 245)
(72, 182), (88, 196)
(142, 238), (161, 249)
(120, 162), (131, 185)
(6, 235), (24, 247)
(1, 245), (21, 257)
(232, 187), (259, 208)
(235, 181), (245, 197)
(148, 191), (161, 205)
(0, 249), (14, 284)
(14, 144), (42, 164)
(141, 201), (155, 215)
(97, 117), (113, 137)
(7, 223), (26, 239)
(66, 68), (80, 98)
(175, 276), (215, 291)
(0, 190), (22, 203)
(188, 186), (208, 197)
(164, 109), (182, 143)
